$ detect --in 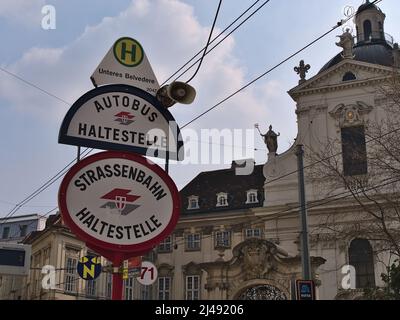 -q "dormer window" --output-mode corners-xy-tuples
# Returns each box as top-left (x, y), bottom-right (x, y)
(246, 190), (259, 204)
(343, 72), (356, 81)
(216, 193), (228, 207)
(187, 196), (199, 210)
